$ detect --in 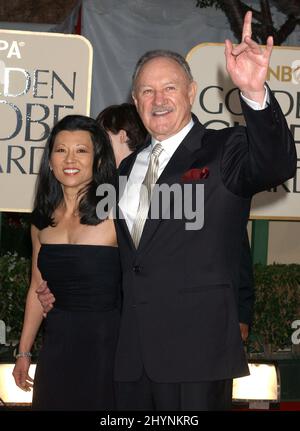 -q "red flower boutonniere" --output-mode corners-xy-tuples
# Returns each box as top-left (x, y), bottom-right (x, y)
(181, 167), (210, 182)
